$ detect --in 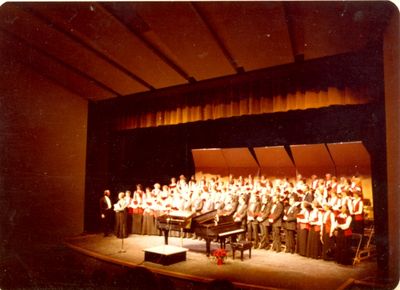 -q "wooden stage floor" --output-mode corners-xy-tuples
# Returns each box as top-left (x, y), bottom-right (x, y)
(65, 234), (378, 290)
